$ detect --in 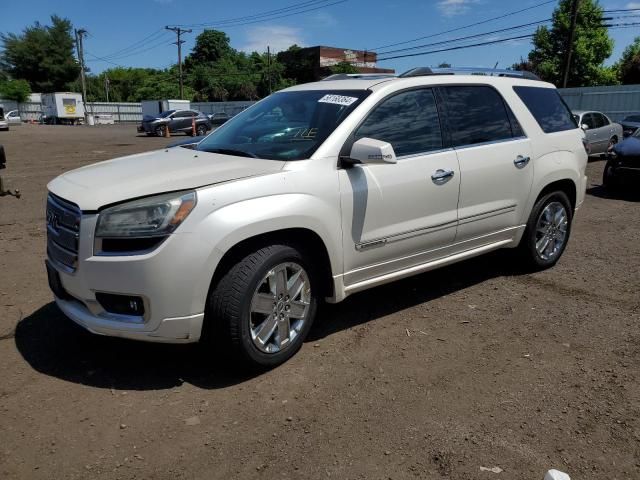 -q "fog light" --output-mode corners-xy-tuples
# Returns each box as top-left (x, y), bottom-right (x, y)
(95, 292), (145, 316)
